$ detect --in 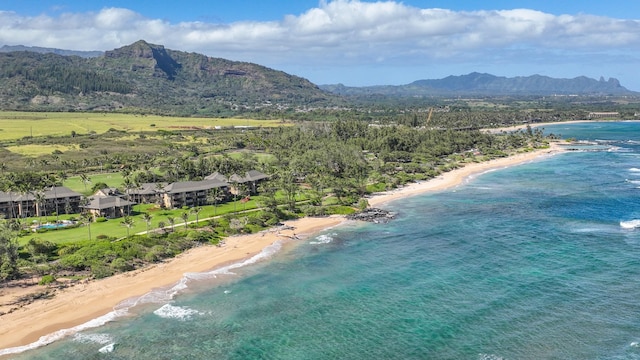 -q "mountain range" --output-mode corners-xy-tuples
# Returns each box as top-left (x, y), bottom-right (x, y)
(0, 41), (636, 115)
(320, 72), (635, 96)
(0, 45), (104, 58)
